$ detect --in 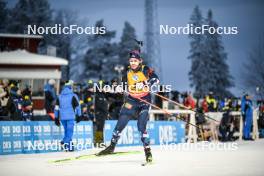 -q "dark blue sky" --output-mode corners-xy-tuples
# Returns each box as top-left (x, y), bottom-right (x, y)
(8, 0), (264, 95)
